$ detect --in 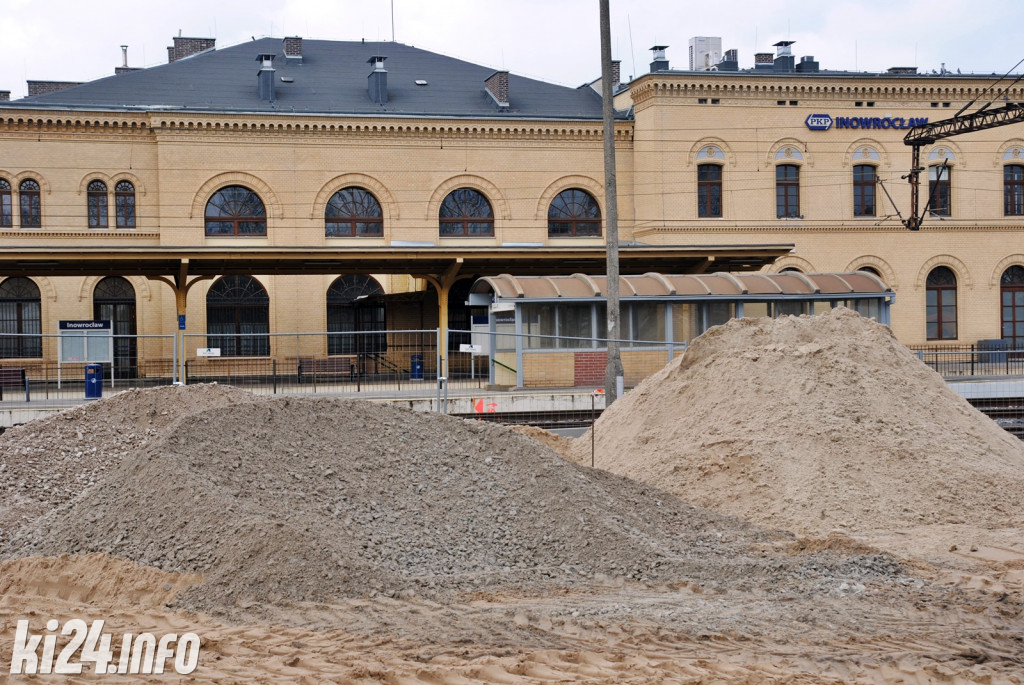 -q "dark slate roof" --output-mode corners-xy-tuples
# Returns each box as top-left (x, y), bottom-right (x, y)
(9, 38), (607, 120)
